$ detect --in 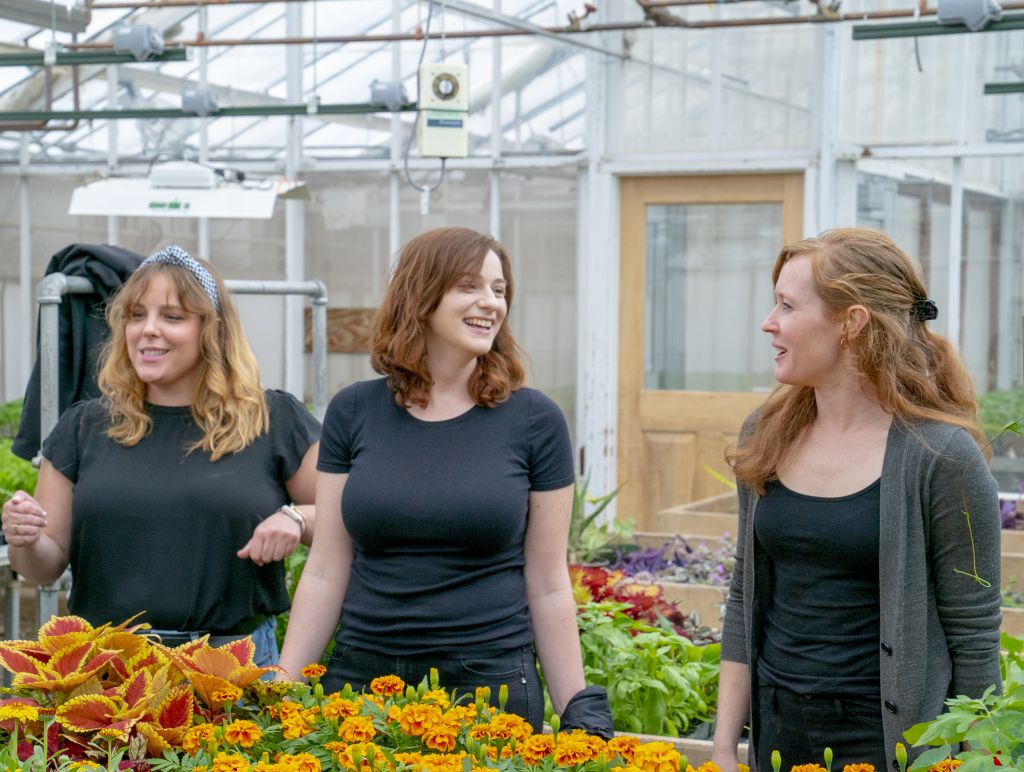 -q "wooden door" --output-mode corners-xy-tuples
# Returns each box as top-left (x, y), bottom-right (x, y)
(618, 174), (804, 530)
